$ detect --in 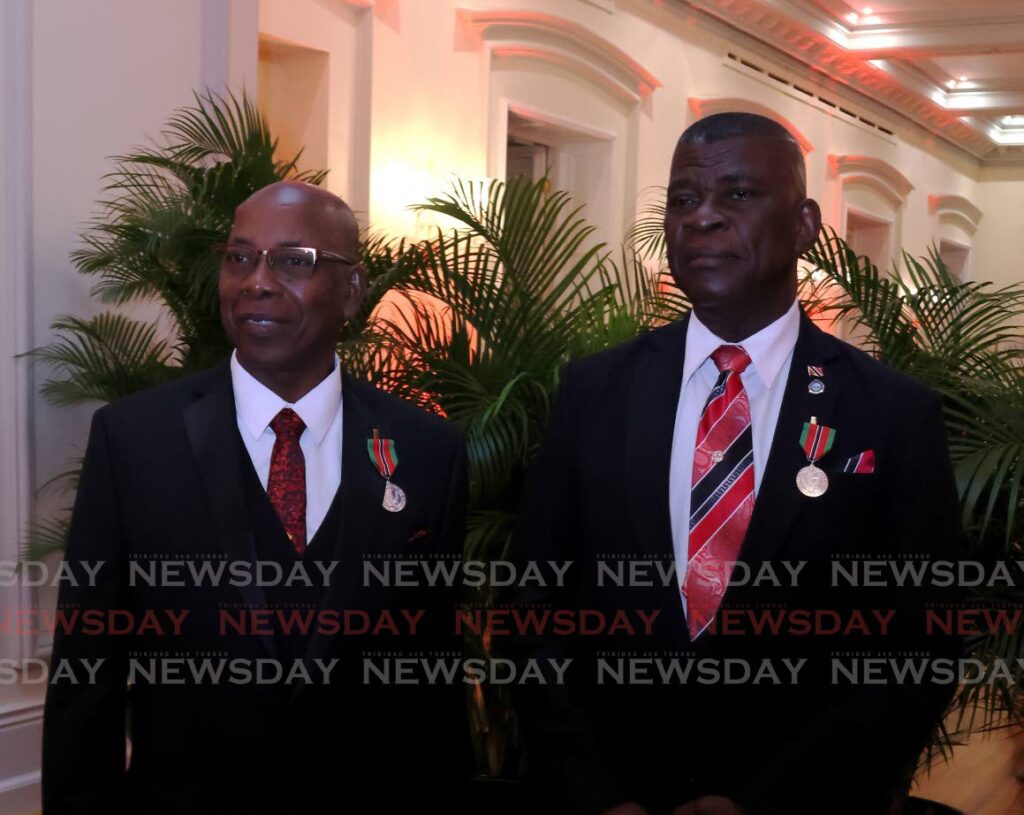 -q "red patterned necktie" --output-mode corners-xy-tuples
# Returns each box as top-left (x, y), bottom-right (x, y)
(267, 408), (307, 555)
(683, 344), (755, 640)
